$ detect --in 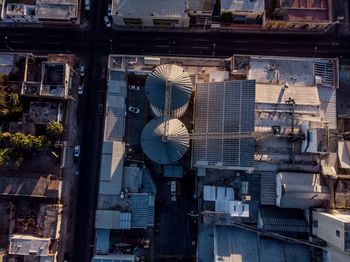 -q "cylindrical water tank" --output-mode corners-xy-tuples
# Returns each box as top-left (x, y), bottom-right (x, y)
(145, 64), (192, 118)
(141, 117), (190, 164)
